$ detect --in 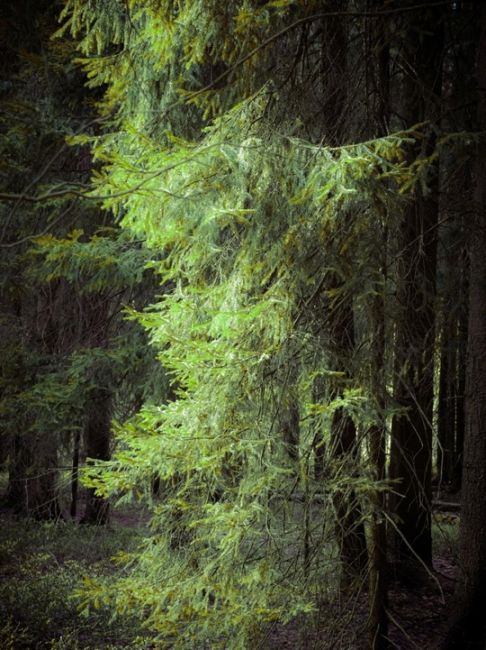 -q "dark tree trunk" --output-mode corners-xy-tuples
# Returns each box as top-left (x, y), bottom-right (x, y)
(452, 286), (468, 492)
(281, 392), (300, 467)
(312, 365), (327, 482)
(70, 429), (81, 519)
(389, 197), (436, 571)
(6, 433), (30, 512)
(319, 0), (348, 145)
(452, 364), (465, 490)
(366, 9), (390, 646)
(81, 389), (111, 525)
(367, 270), (389, 649)
(315, 2), (368, 571)
(441, 6), (486, 648)
(437, 317), (456, 487)
(331, 407), (368, 583)
(436, 6), (474, 495)
(437, 296), (469, 494)
(329, 292), (368, 584)
(6, 432), (62, 520)
(388, 1), (444, 573)
(367, 422), (388, 649)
